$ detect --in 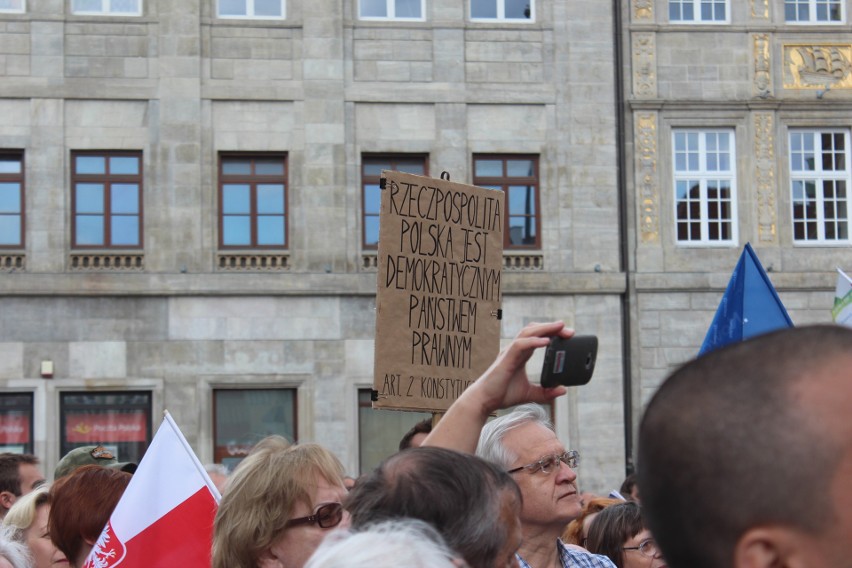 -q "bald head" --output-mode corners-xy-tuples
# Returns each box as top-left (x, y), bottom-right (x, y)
(638, 325), (852, 568)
